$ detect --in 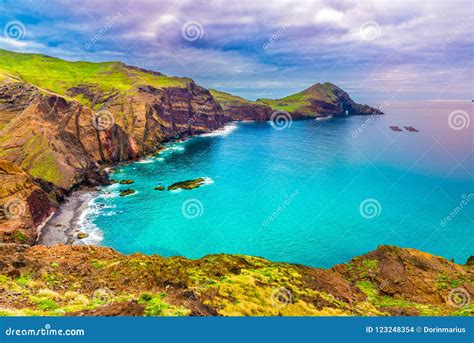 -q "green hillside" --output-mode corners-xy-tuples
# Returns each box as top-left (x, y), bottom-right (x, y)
(209, 89), (258, 107)
(257, 83), (339, 114)
(0, 49), (190, 106)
